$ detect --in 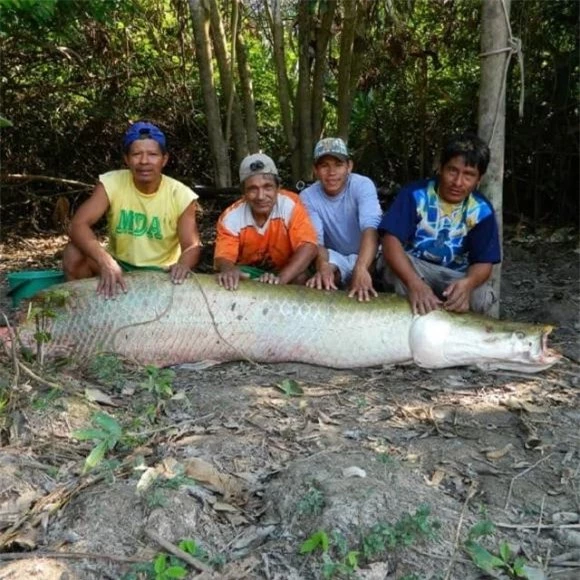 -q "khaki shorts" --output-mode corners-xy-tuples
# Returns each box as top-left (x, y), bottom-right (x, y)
(381, 254), (496, 314)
